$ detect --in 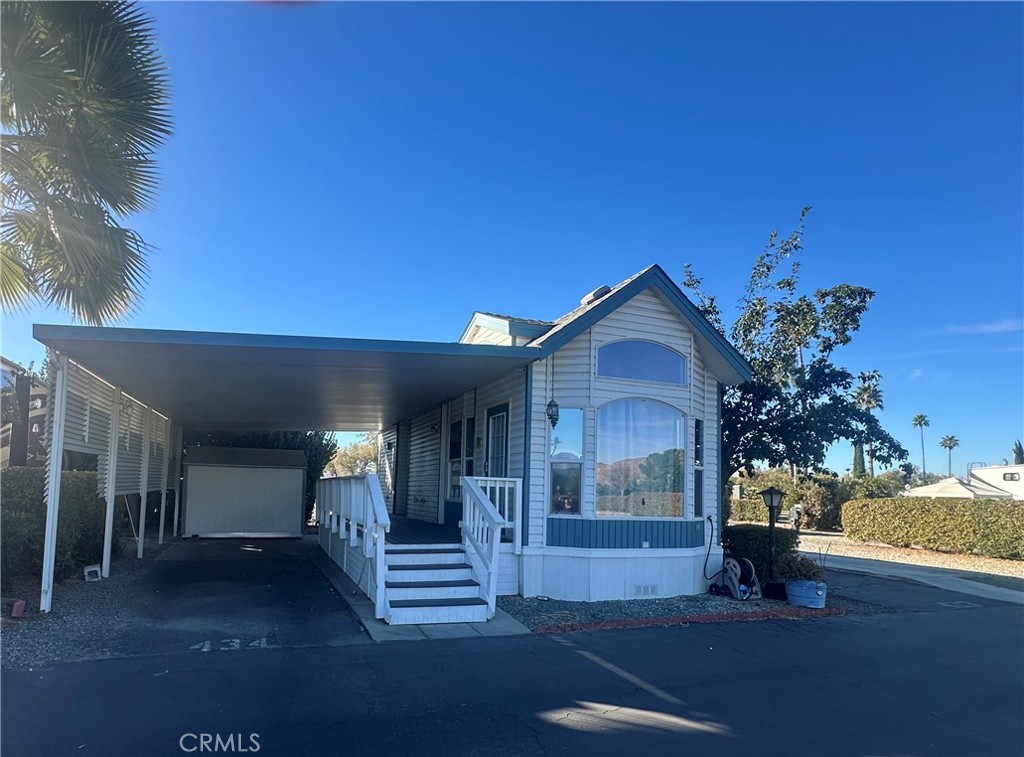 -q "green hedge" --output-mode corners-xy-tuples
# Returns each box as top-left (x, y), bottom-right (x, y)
(843, 498), (1024, 560)
(728, 469), (845, 531)
(721, 524), (800, 582)
(1, 467), (120, 589)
